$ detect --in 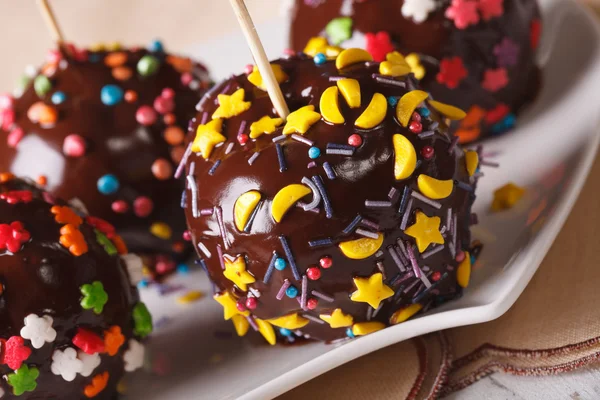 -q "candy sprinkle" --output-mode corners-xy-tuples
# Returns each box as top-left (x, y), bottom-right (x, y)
(311, 290), (334, 302)
(215, 207), (229, 249)
(323, 162), (336, 180)
(360, 218), (381, 231)
(422, 244), (444, 259)
(225, 142), (234, 155)
(302, 313), (326, 324)
(208, 160), (221, 176)
(186, 176), (199, 218)
(248, 152), (260, 165)
(308, 237), (334, 248)
(411, 191), (442, 209)
(276, 143), (287, 172)
(343, 214), (362, 235)
(400, 198), (414, 230)
(197, 242), (211, 258)
(355, 228), (379, 240)
(263, 252), (278, 284)
(372, 74), (407, 87)
(300, 177), (321, 211)
(301, 275), (308, 310)
(388, 245), (406, 272)
(291, 134), (314, 146)
(174, 143), (193, 179)
(311, 175), (333, 219)
(276, 279), (292, 300)
(279, 236), (301, 281)
(272, 134), (287, 143)
(365, 200), (392, 208)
